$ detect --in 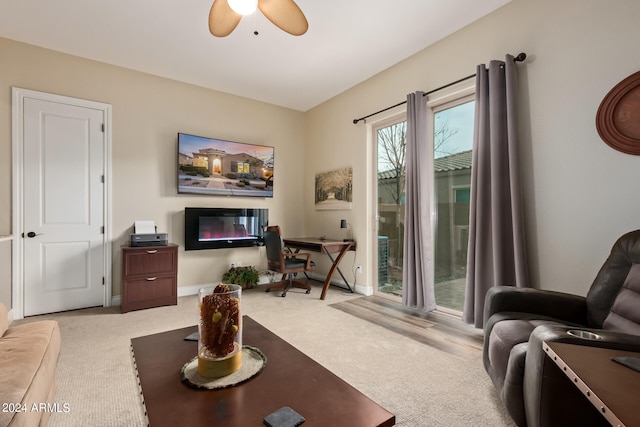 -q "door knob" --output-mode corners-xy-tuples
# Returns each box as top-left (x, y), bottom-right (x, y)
(25, 231), (42, 238)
